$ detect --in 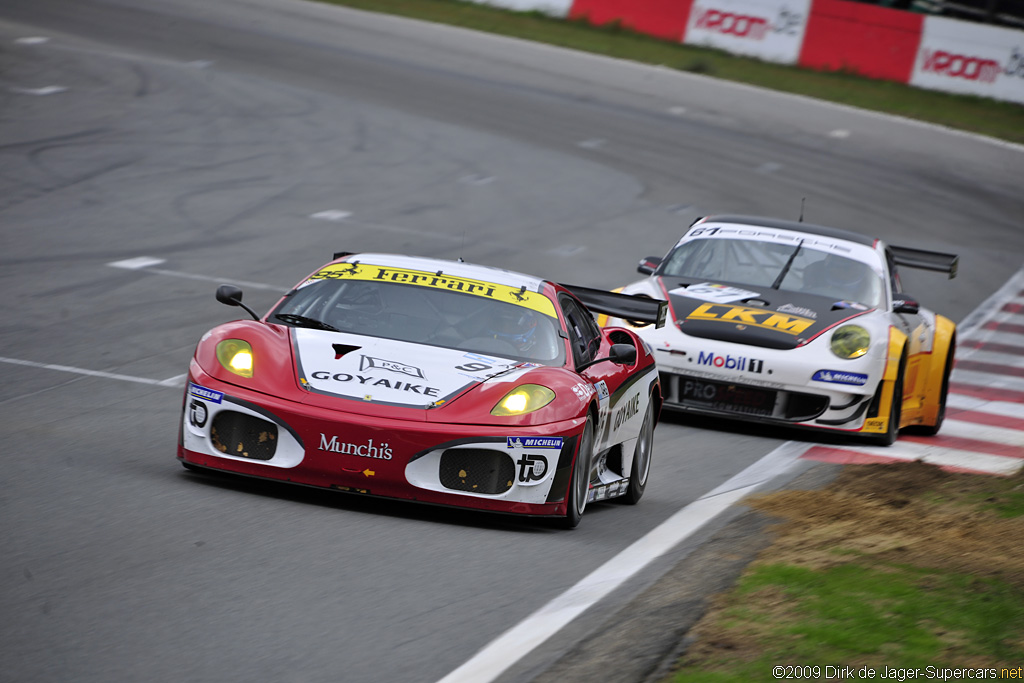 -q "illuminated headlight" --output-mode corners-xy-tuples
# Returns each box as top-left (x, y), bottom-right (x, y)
(490, 384), (555, 416)
(830, 325), (870, 359)
(216, 339), (254, 377)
